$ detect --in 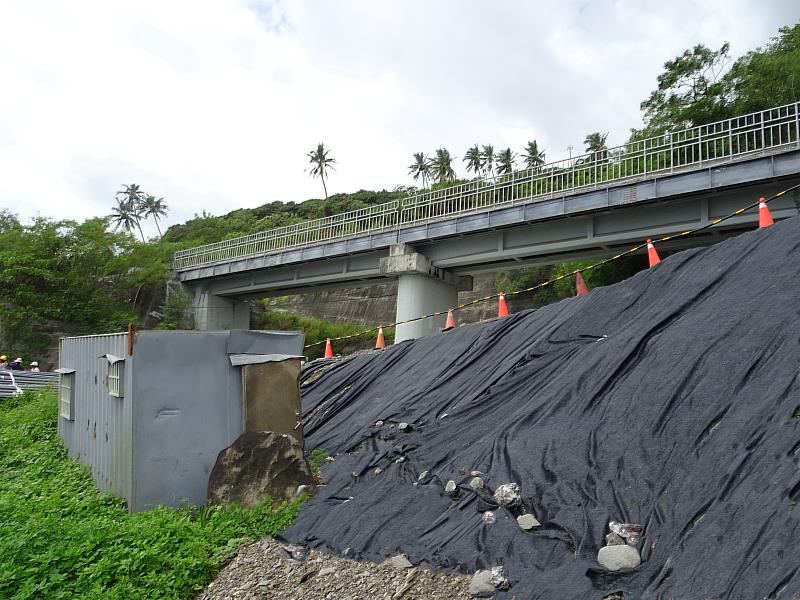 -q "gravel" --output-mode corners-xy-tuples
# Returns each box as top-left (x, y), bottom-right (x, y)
(198, 537), (473, 599)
